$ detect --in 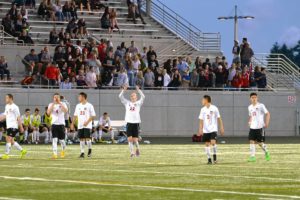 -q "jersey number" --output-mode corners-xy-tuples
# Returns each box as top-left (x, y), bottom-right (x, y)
(80, 111), (85, 115)
(129, 106), (136, 111)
